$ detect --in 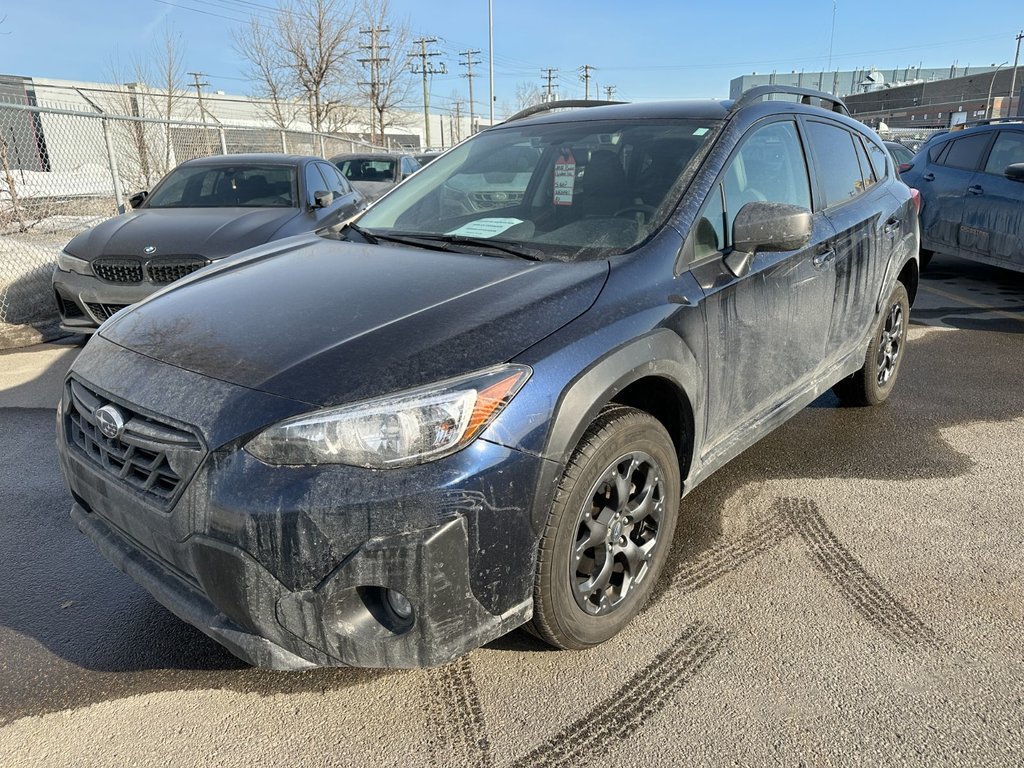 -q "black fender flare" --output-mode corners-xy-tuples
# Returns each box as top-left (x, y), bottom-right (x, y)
(528, 328), (704, 534)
